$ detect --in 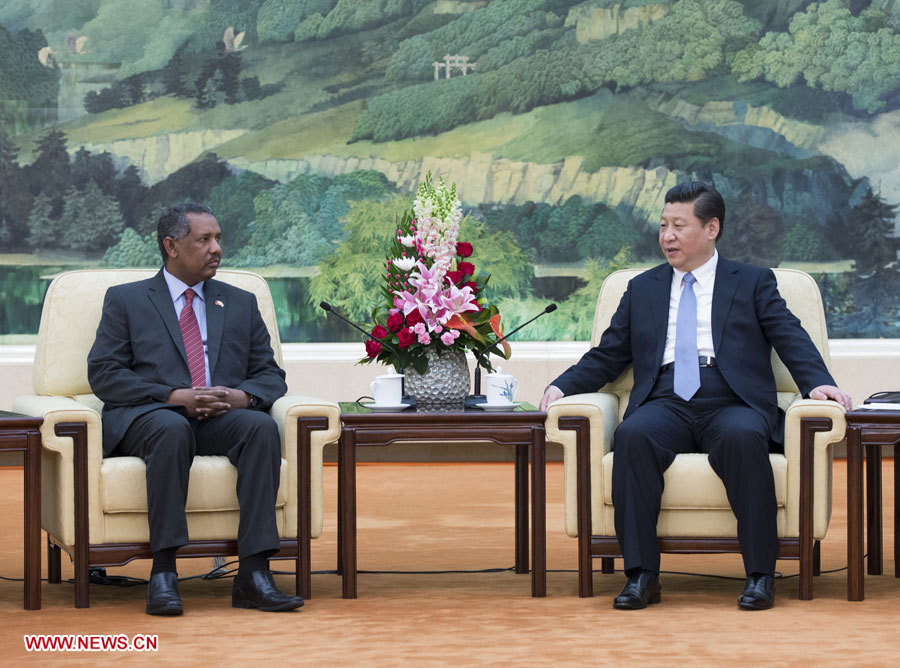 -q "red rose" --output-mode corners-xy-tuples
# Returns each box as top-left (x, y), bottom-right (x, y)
(458, 261), (475, 276)
(464, 281), (479, 291)
(371, 325), (388, 339)
(397, 328), (415, 349)
(445, 270), (464, 285)
(386, 312), (404, 333)
(365, 339), (382, 358)
(405, 309), (423, 326)
(456, 242), (473, 258)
